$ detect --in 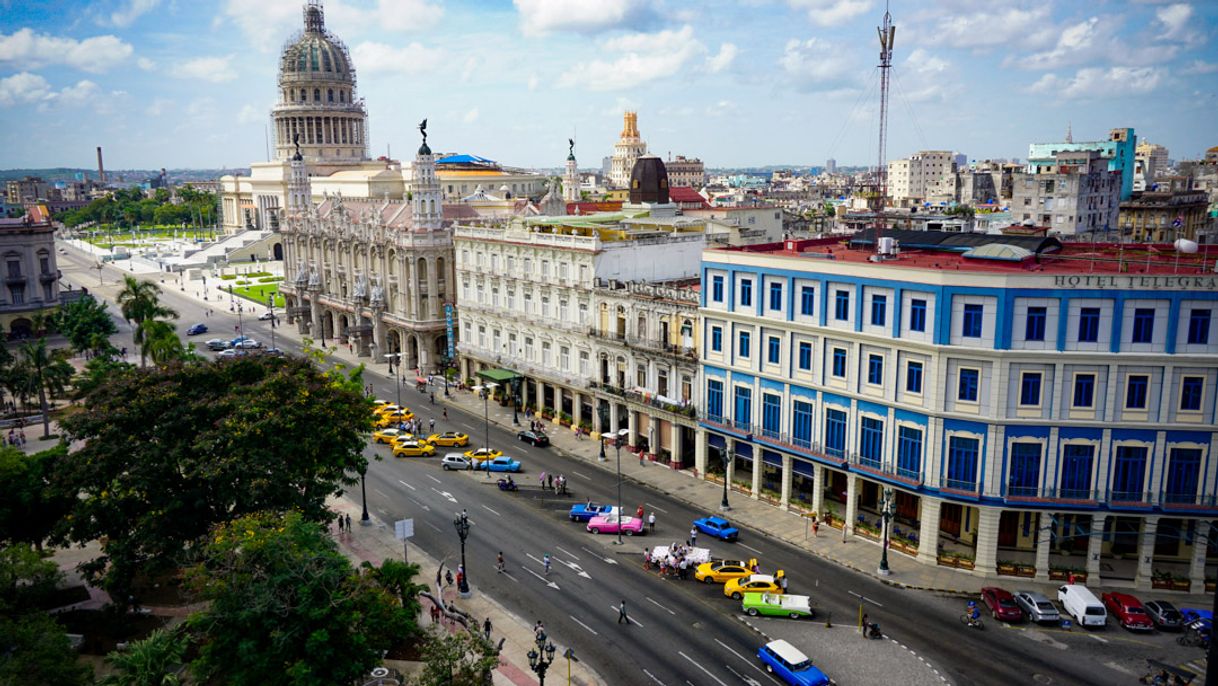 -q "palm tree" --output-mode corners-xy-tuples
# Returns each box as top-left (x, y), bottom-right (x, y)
(16, 339), (74, 439)
(142, 320), (185, 366)
(100, 627), (188, 686)
(116, 276), (178, 367)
